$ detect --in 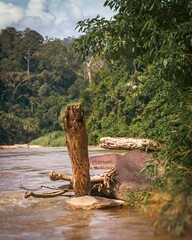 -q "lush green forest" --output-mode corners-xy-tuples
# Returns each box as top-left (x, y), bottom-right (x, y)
(0, 27), (87, 145)
(0, 0), (191, 235)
